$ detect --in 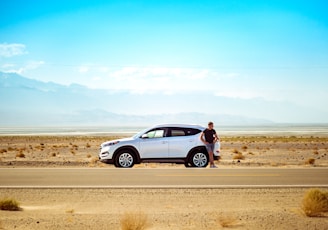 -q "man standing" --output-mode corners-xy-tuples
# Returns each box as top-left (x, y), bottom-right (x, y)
(200, 121), (219, 168)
